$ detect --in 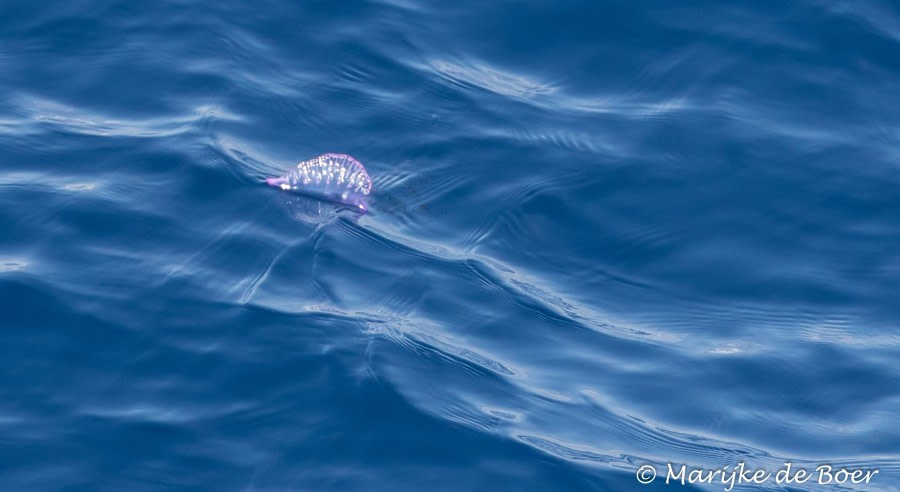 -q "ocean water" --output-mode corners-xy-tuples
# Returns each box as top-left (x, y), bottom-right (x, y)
(1, 0), (899, 490)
